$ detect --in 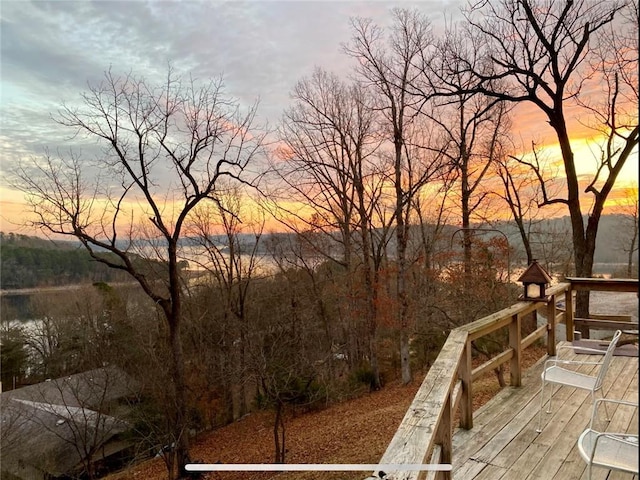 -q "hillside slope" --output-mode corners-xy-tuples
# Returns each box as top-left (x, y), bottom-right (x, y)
(109, 346), (547, 480)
